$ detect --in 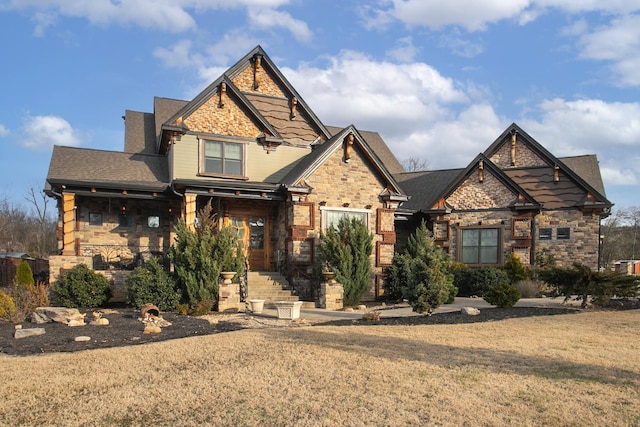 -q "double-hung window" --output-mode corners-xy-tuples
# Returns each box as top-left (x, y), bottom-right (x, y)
(202, 140), (244, 177)
(461, 228), (500, 265)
